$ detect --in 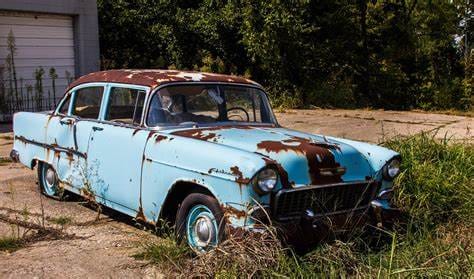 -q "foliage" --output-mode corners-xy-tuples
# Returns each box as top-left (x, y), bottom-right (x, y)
(97, 0), (472, 110)
(138, 133), (473, 277)
(0, 236), (23, 252)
